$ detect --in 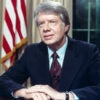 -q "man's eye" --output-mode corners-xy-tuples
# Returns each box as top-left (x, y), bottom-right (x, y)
(38, 22), (44, 27)
(50, 20), (57, 25)
(50, 20), (57, 23)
